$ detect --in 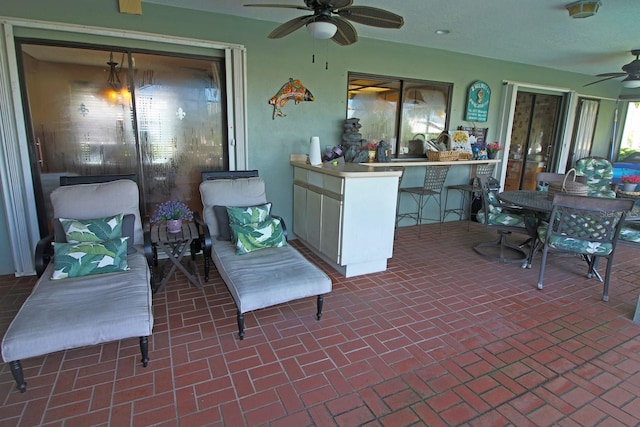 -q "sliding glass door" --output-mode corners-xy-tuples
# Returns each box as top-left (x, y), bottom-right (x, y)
(18, 42), (227, 233)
